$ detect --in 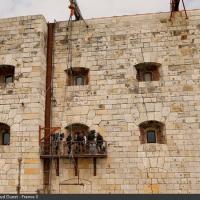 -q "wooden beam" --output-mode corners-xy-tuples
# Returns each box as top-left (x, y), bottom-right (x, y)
(56, 158), (60, 176)
(93, 158), (97, 176)
(74, 158), (78, 176)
